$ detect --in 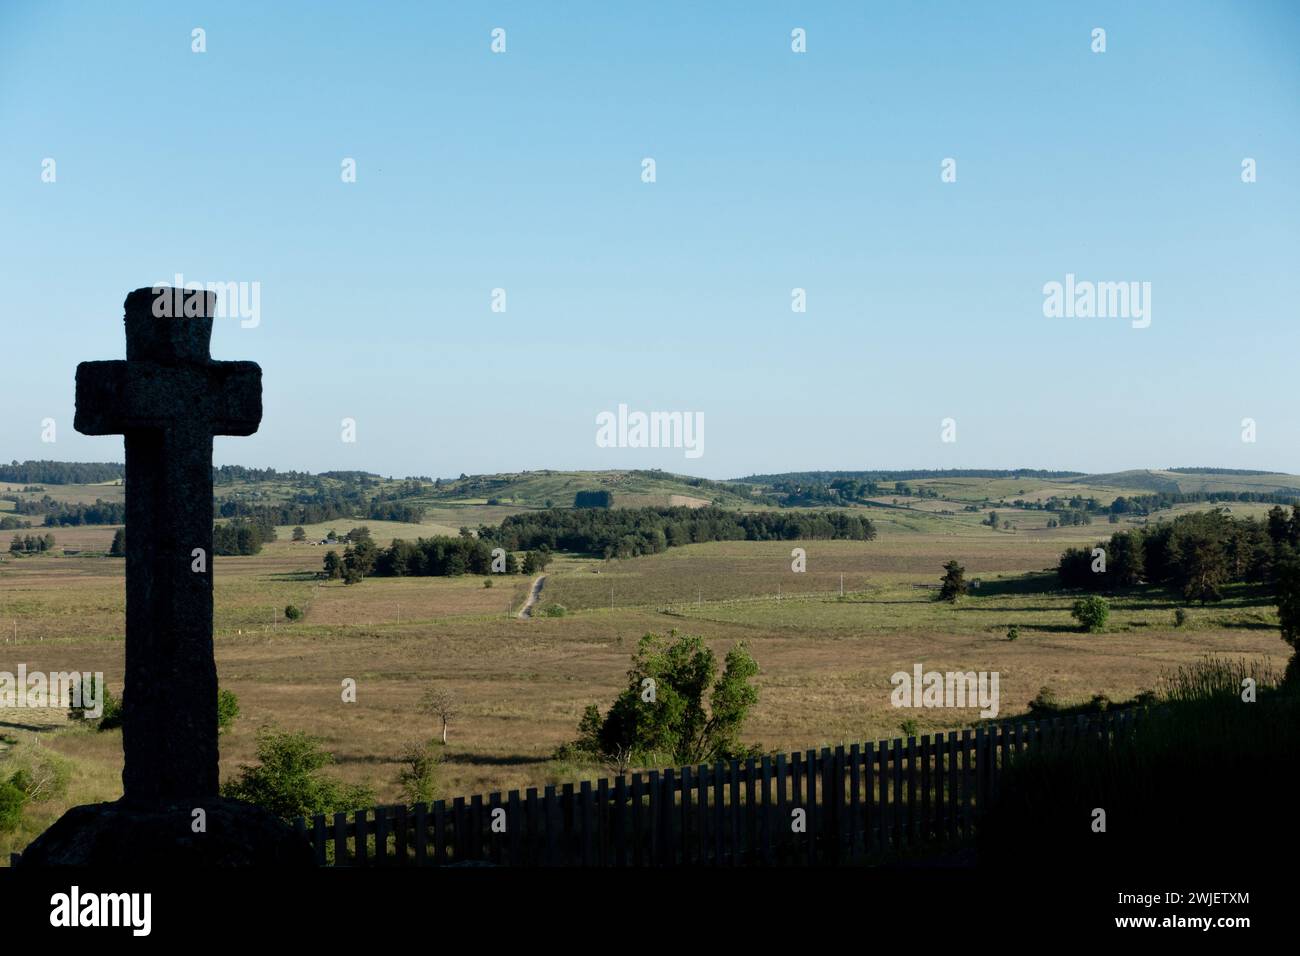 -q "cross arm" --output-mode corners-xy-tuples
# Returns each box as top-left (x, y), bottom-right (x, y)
(75, 360), (262, 436)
